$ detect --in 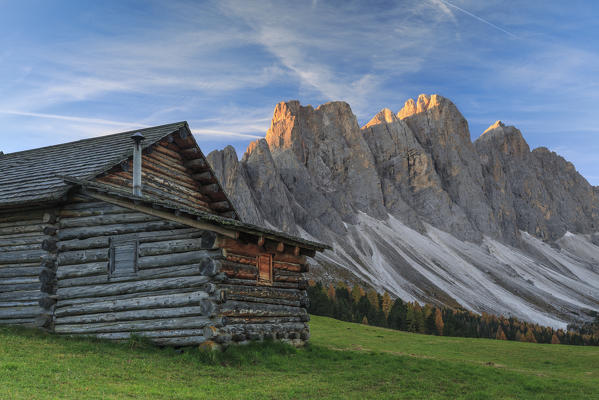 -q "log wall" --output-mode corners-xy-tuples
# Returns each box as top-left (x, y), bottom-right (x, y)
(0, 207), (58, 328)
(206, 237), (311, 346)
(52, 195), (225, 346)
(1, 193), (313, 347)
